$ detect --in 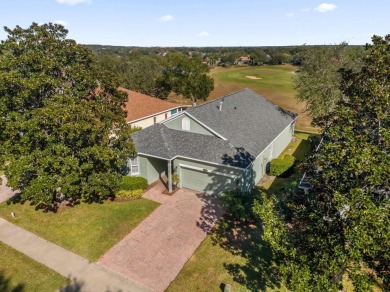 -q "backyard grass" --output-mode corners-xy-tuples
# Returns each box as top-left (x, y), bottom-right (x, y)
(0, 199), (159, 261)
(209, 65), (318, 133)
(0, 241), (68, 291)
(168, 133), (313, 291)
